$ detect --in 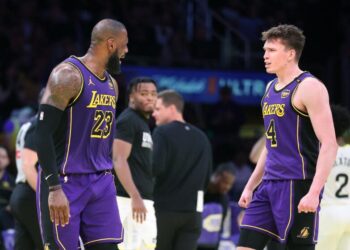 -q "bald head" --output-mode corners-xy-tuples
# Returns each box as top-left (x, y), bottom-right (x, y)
(91, 19), (126, 46)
